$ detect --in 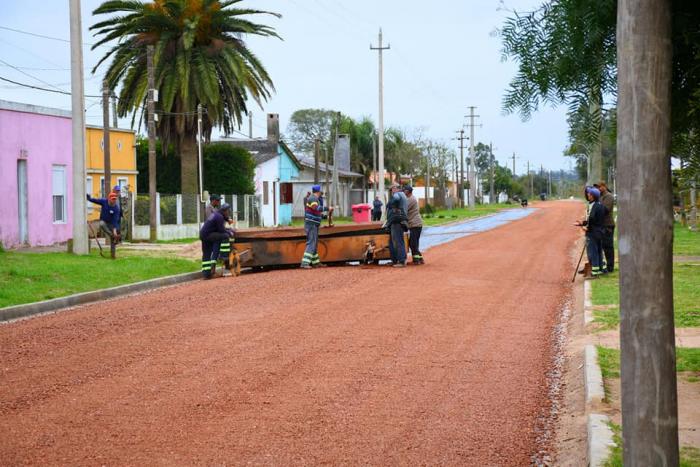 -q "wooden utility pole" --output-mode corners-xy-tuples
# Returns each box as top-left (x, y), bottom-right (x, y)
(68, 0), (88, 254)
(147, 45), (157, 242)
(370, 29), (390, 205)
(102, 80), (112, 197)
(248, 111), (253, 139)
(456, 129), (467, 207)
(111, 91), (118, 128)
(314, 138), (320, 185)
(617, 0), (678, 464)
